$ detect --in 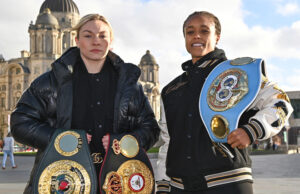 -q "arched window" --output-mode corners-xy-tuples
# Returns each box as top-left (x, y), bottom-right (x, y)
(63, 34), (67, 49)
(149, 71), (153, 82)
(38, 36), (42, 52)
(144, 70), (147, 81)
